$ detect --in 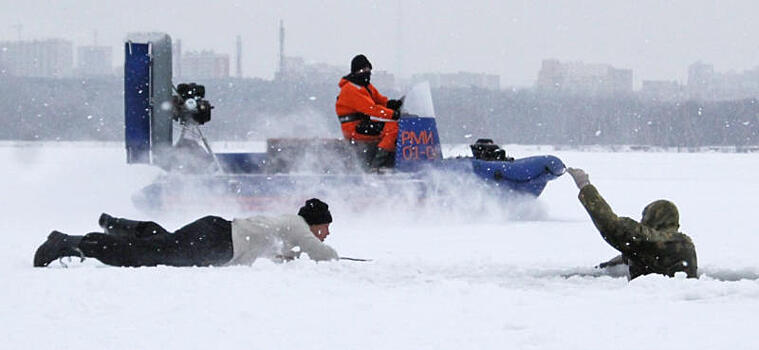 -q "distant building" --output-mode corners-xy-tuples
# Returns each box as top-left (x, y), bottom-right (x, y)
(0, 39), (73, 78)
(181, 50), (229, 79)
(640, 80), (684, 101)
(536, 59), (564, 90)
(273, 21), (394, 88)
(606, 67), (634, 94)
(536, 59), (633, 96)
(713, 68), (759, 100)
(687, 62), (713, 100)
(411, 72), (500, 90)
(277, 56), (306, 80)
(276, 56), (349, 84)
(273, 55), (398, 90)
(371, 70), (396, 91)
(76, 45), (113, 77)
(686, 61), (759, 101)
(235, 35), (242, 78)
